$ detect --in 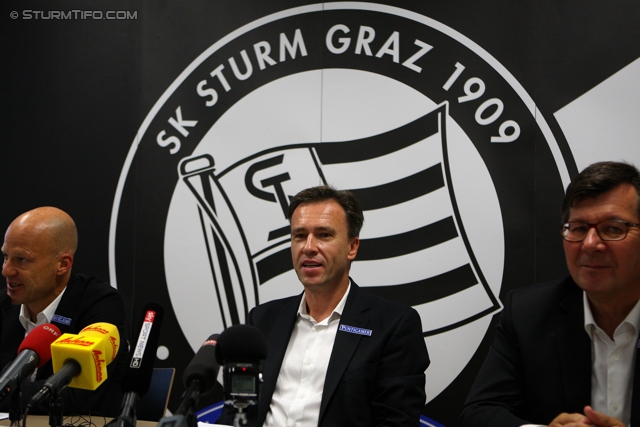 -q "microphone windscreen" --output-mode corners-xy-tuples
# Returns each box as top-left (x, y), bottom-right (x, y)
(0, 291), (11, 313)
(121, 303), (164, 395)
(80, 322), (121, 364)
(215, 324), (267, 365)
(183, 334), (220, 395)
(18, 324), (61, 368)
(50, 323), (119, 390)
